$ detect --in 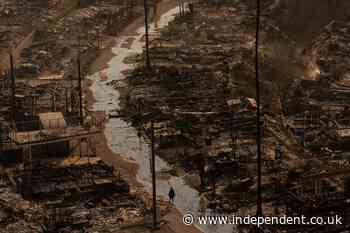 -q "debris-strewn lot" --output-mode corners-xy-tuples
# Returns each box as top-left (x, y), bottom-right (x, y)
(118, 1), (350, 232)
(0, 1), (167, 233)
(0, 188), (47, 233)
(117, 0), (288, 214)
(20, 2), (140, 78)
